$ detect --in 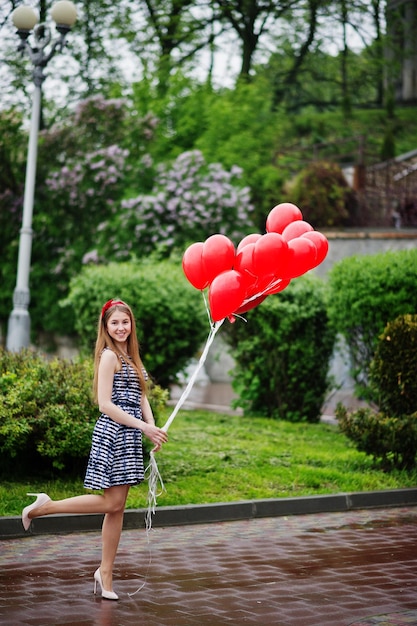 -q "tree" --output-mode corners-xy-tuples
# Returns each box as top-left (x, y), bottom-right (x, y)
(0, 0), (141, 117)
(215, 0), (299, 79)
(369, 0), (385, 107)
(0, 96), (138, 339)
(262, 0), (389, 112)
(137, 0), (218, 95)
(385, 0), (417, 104)
(271, 0), (322, 108)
